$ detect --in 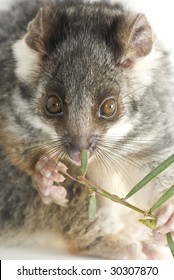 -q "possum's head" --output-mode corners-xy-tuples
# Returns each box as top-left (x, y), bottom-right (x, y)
(12, 3), (157, 166)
